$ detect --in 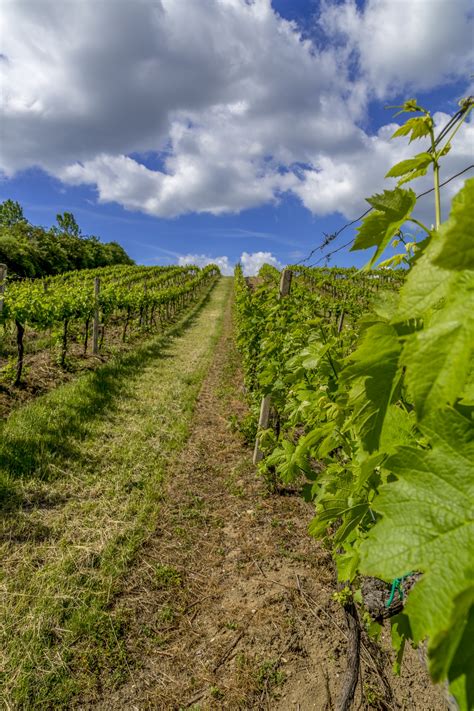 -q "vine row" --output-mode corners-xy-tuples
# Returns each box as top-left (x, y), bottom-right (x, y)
(234, 98), (473, 708)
